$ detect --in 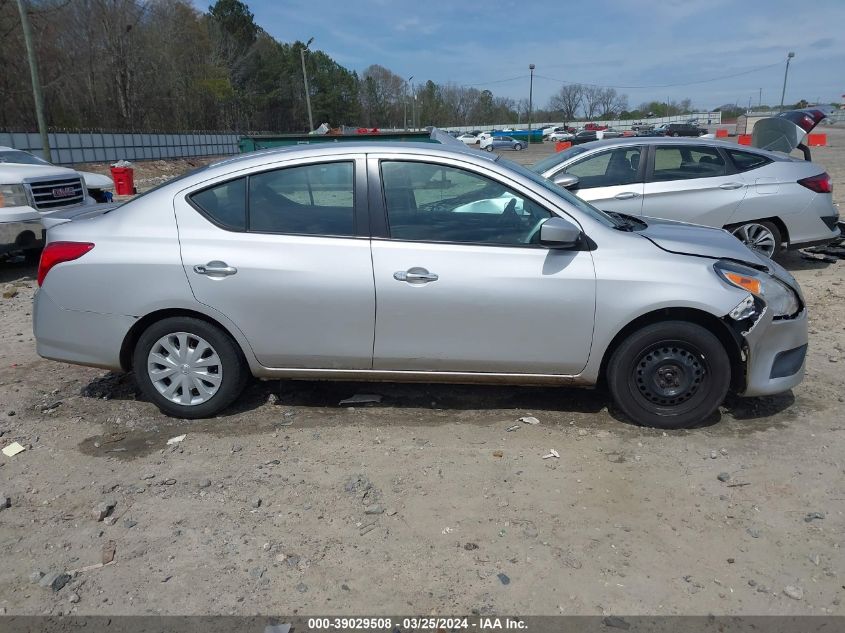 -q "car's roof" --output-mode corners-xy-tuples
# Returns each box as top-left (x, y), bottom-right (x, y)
(191, 141), (498, 179)
(570, 136), (776, 155)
